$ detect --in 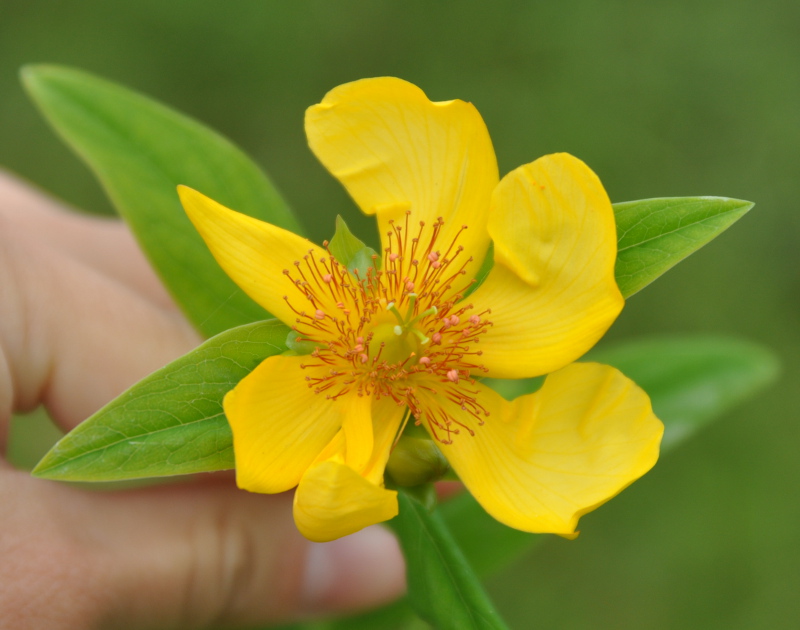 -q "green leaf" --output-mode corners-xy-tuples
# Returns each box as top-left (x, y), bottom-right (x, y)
(22, 64), (303, 337)
(613, 197), (753, 298)
(388, 490), (510, 630)
(32, 320), (290, 481)
(459, 198), (750, 301)
(327, 215), (379, 276)
(590, 336), (780, 449)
